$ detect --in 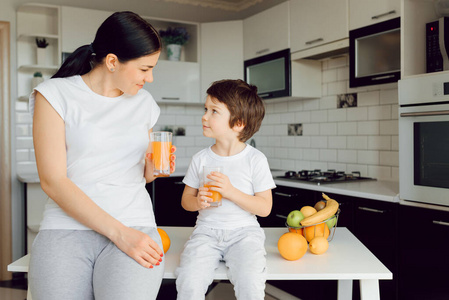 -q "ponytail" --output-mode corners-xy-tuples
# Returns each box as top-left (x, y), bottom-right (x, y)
(51, 45), (94, 78)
